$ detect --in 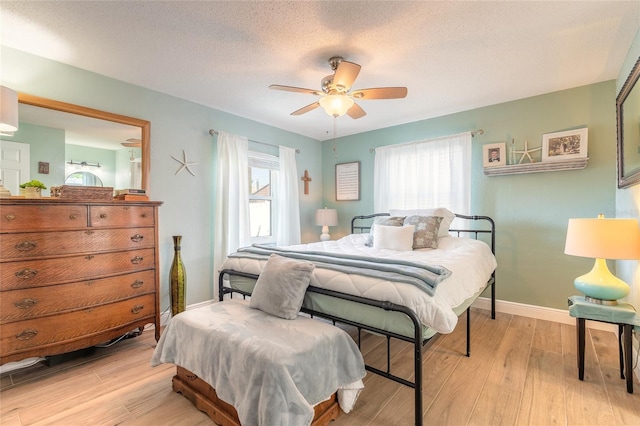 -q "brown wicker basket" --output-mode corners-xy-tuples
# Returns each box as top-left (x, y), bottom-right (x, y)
(57, 185), (114, 201)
